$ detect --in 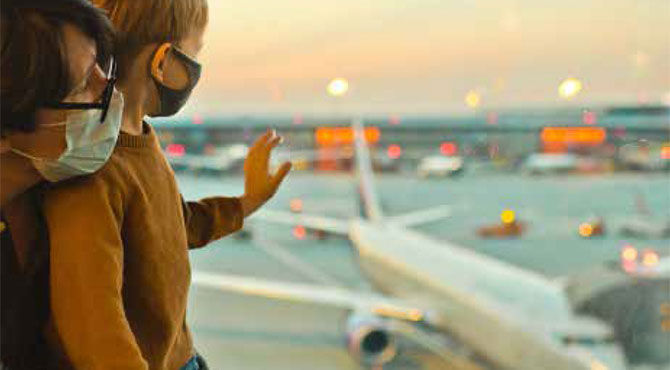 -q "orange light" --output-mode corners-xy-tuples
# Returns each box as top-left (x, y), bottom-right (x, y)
(660, 303), (670, 316)
(289, 198), (303, 213)
(315, 127), (380, 146)
(662, 319), (670, 332)
(440, 142), (458, 156)
(579, 223), (594, 237)
(387, 145), (402, 159)
(292, 225), (306, 239)
(541, 127), (606, 145)
(661, 146), (670, 160)
(641, 249), (659, 267)
(166, 144), (186, 157)
(621, 246), (638, 262)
